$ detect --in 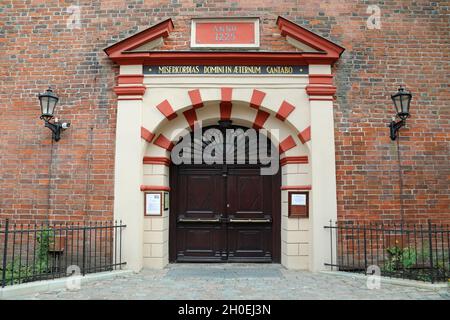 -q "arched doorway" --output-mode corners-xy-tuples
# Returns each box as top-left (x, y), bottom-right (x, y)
(169, 121), (281, 262)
